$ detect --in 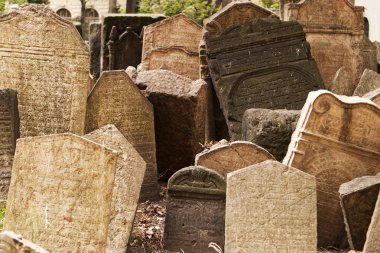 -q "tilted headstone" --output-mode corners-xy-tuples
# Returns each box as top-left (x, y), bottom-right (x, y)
(283, 90), (380, 247)
(204, 17), (324, 139)
(354, 69), (380, 96)
(242, 109), (300, 161)
(83, 124), (146, 253)
(363, 192), (380, 253)
(86, 70), (158, 201)
(4, 133), (122, 252)
(89, 22), (102, 81)
(339, 174), (380, 251)
(225, 160), (317, 253)
(284, 0), (377, 85)
(363, 87), (380, 106)
(141, 14), (202, 80)
(136, 70), (208, 180)
(0, 89), (19, 200)
(0, 231), (48, 253)
(164, 166), (226, 253)
(0, 5), (88, 137)
(195, 140), (274, 178)
(329, 67), (355, 96)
